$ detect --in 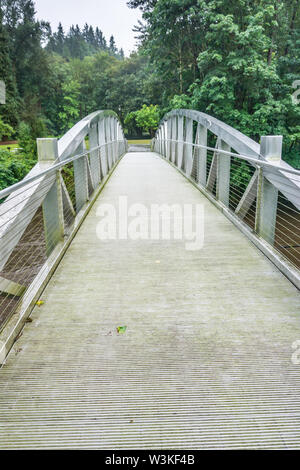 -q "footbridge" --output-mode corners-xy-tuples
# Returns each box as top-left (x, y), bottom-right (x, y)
(0, 109), (300, 449)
